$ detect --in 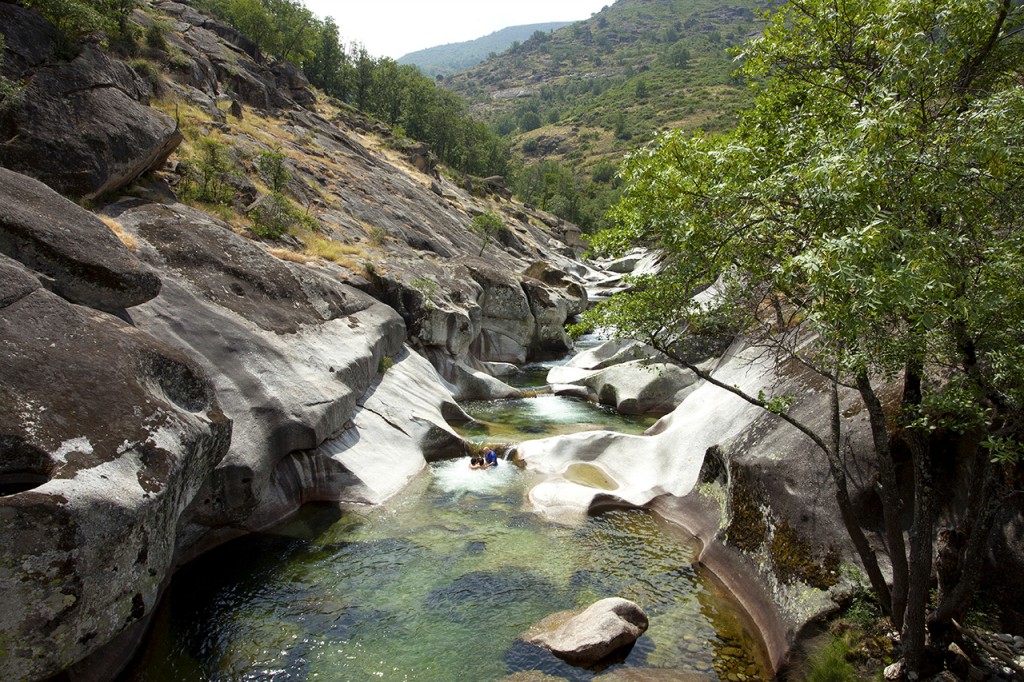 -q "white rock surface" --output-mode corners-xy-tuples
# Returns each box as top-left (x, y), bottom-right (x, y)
(519, 339), (778, 518)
